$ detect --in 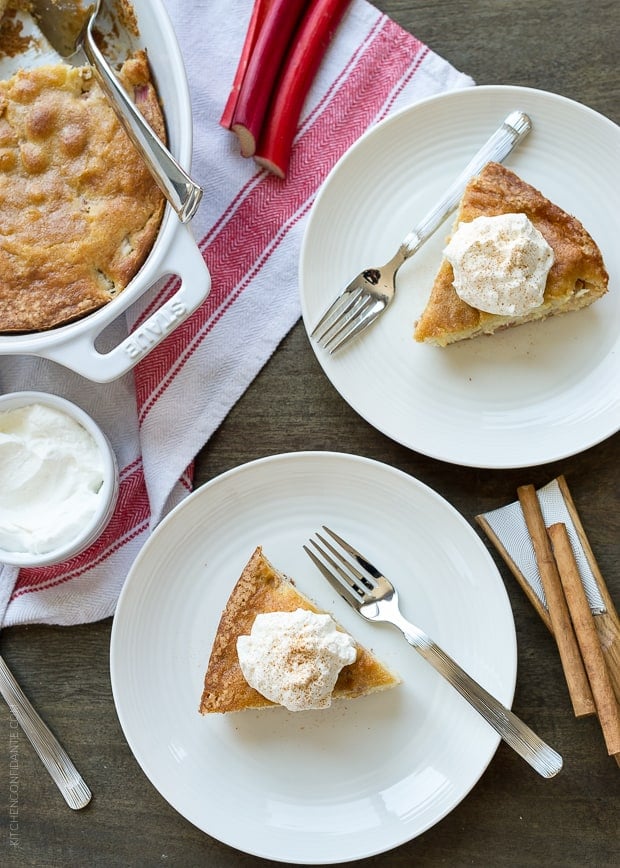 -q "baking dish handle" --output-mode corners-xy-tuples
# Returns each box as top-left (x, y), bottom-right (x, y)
(42, 227), (211, 383)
